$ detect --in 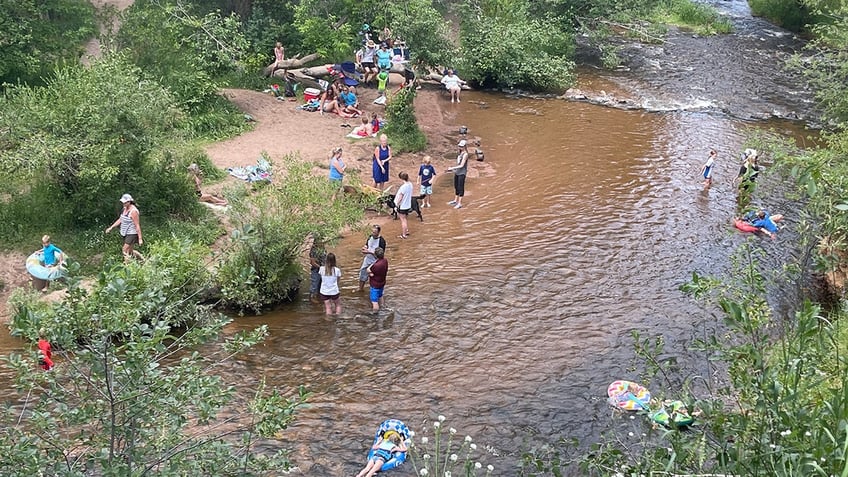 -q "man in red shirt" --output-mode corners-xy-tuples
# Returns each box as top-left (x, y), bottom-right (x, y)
(367, 247), (388, 311)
